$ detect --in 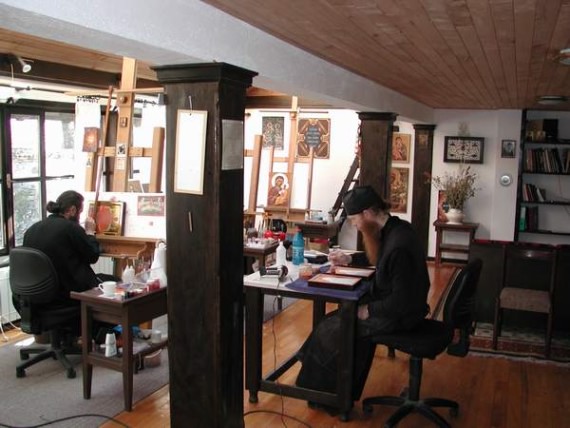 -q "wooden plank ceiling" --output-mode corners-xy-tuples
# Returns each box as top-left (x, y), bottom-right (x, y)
(1, 0), (570, 110)
(201, 0), (570, 110)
